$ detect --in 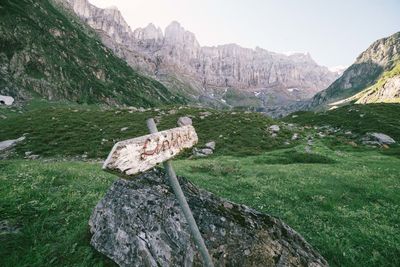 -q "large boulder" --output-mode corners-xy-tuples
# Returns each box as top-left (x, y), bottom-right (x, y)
(89, 169), (328, 267)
